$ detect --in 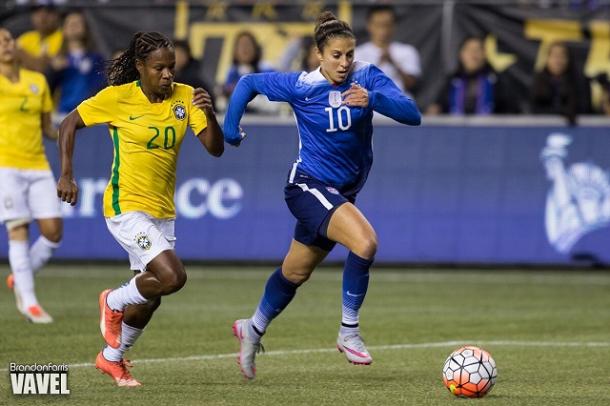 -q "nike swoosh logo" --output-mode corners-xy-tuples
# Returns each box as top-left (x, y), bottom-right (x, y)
(346, 291), (363, 297)
(129, 115), (145, 120)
